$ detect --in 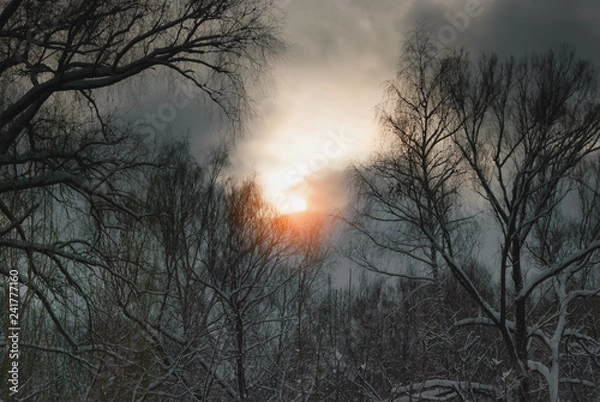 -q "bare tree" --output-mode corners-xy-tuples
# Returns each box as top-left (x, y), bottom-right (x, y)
(349, 28), (600, 402)
(348, 28), (466, 292)
(0, 0), (282, 398)
(347, 27), (485, 398)
(0, 0), (282, 261)
(127, 141), (330, 401)
(193, 179), (328, 402)
(446, 44), (600, 402)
